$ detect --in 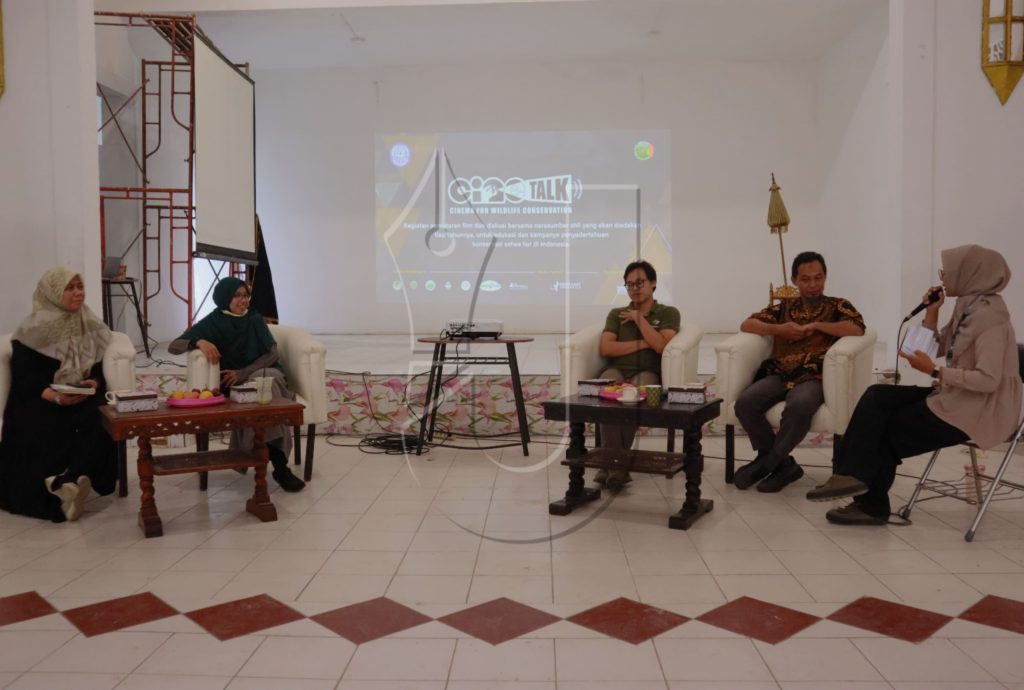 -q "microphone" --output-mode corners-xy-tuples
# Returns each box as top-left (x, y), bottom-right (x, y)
(903, 288), (942, 322)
